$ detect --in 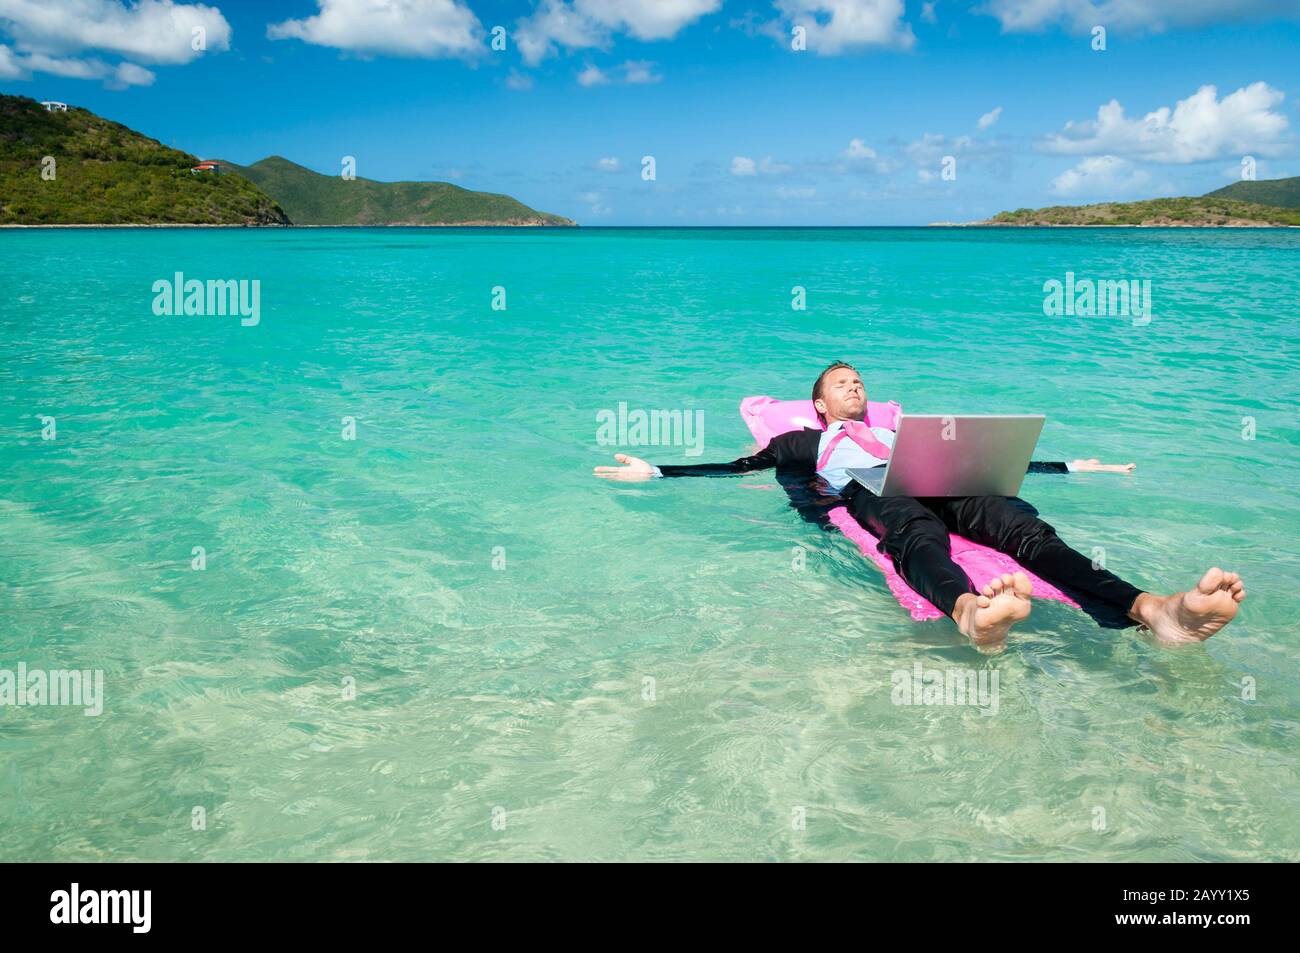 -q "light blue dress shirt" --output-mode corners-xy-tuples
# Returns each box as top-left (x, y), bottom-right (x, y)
(816, 421), (896, 493)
